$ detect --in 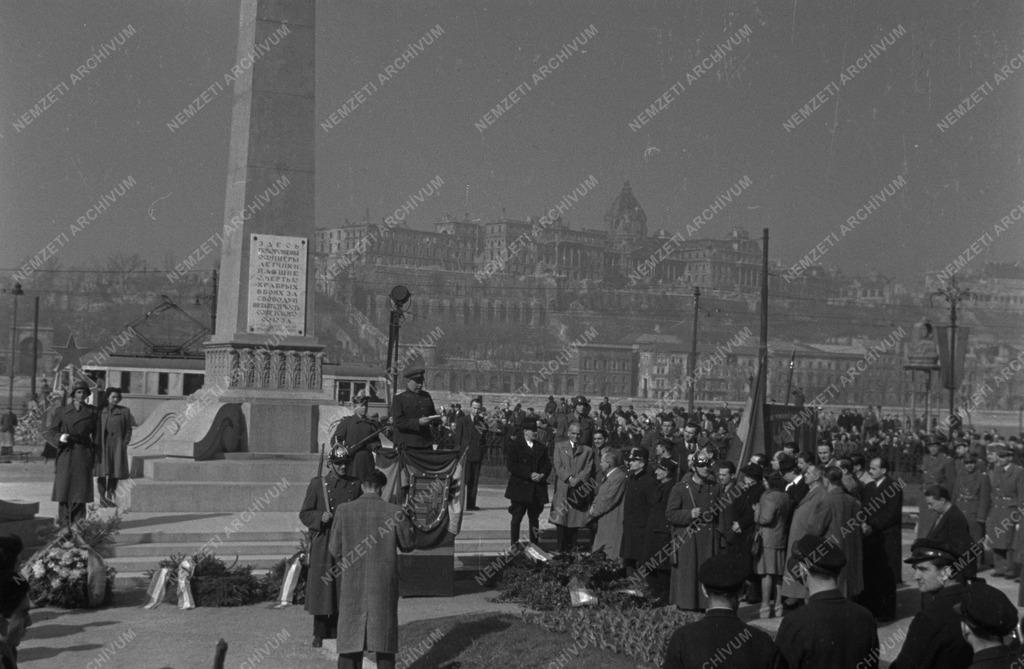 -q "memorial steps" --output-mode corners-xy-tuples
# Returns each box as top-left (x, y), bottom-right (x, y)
(105, 458), (567, 589)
